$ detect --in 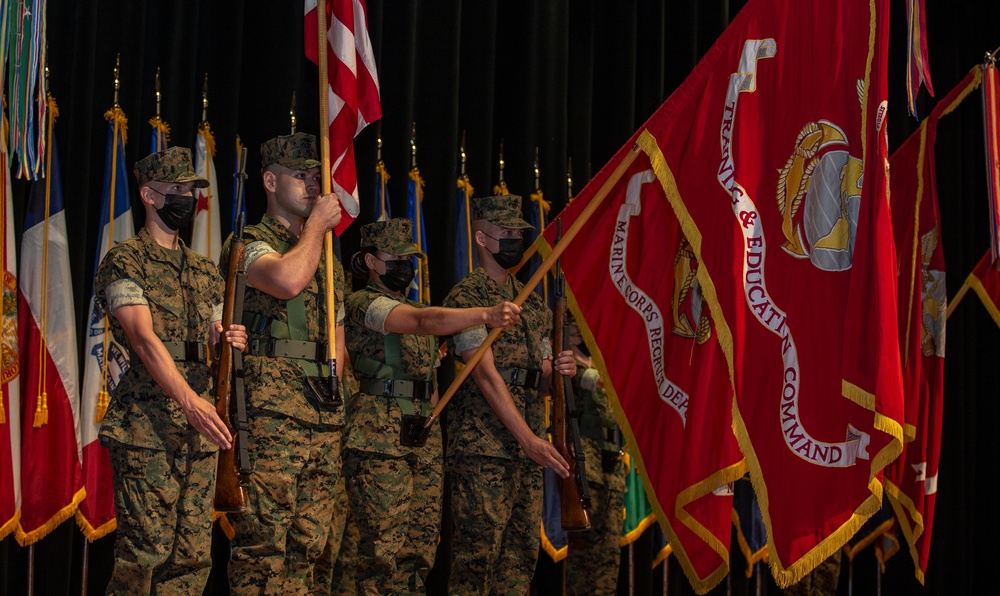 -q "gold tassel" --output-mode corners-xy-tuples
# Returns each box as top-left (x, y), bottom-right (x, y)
(33, 391), (48, 427)
(95, 390), (109, 424)
(0, 399), (6, 424)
